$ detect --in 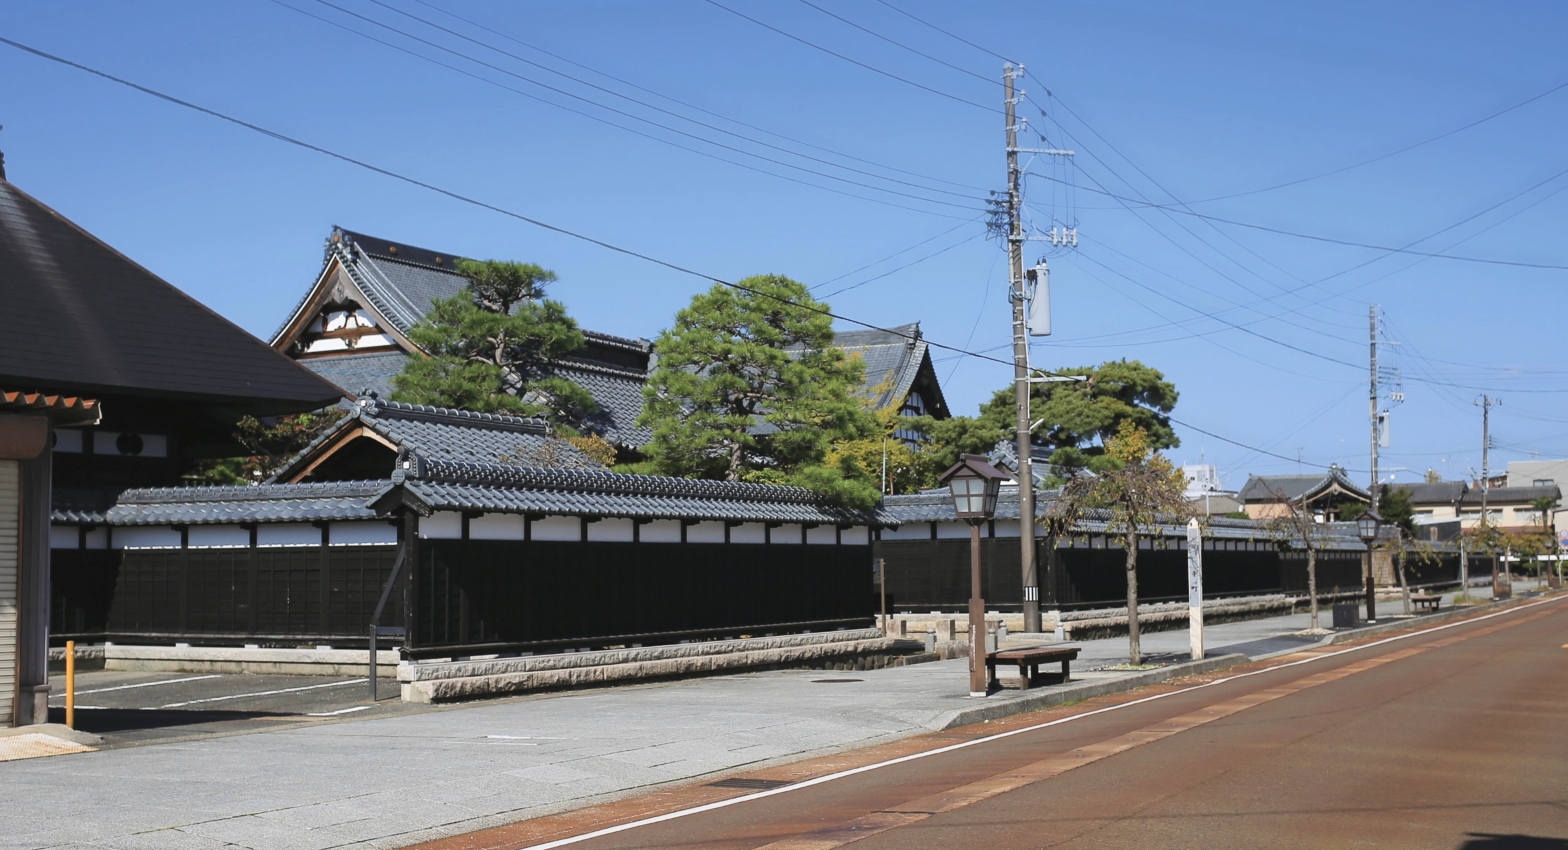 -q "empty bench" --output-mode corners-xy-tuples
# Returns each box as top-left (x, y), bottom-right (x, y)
(986, 645), (1080, 690)
(1410, 594), (1442, 613)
